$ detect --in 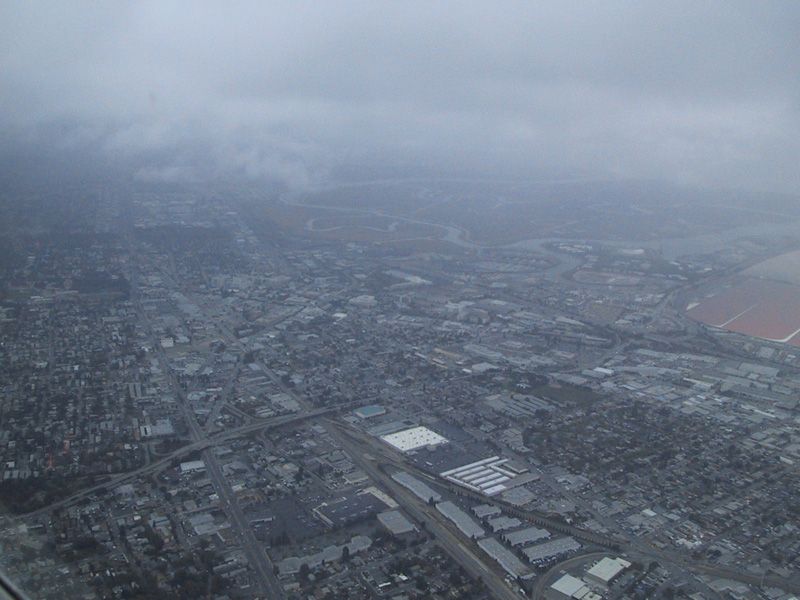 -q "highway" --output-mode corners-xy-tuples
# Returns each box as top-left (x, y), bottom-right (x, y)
(203, 358), (243, 433)
(334, 428), (521, 600)
(232, 327), (524, 600)
(203, 446), (281, 599)
(18, 405), (333, 520)
(333, 421), (625, 549)
(109, 217), (800, 599)
(134, 256), (305, 600)
(333, 423), (800, 596)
